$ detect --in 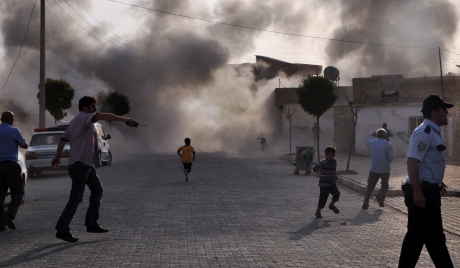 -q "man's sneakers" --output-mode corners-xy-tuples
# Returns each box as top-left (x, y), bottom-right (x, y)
(329, 206), (340, 214)
(86, 225), (109, 233)
(56, 231), (79, 243)
(315, 212), (322, 219)
(362, 204), (369, 209)
(376, 198), (385, 207)
(4, 215), (15, 230)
